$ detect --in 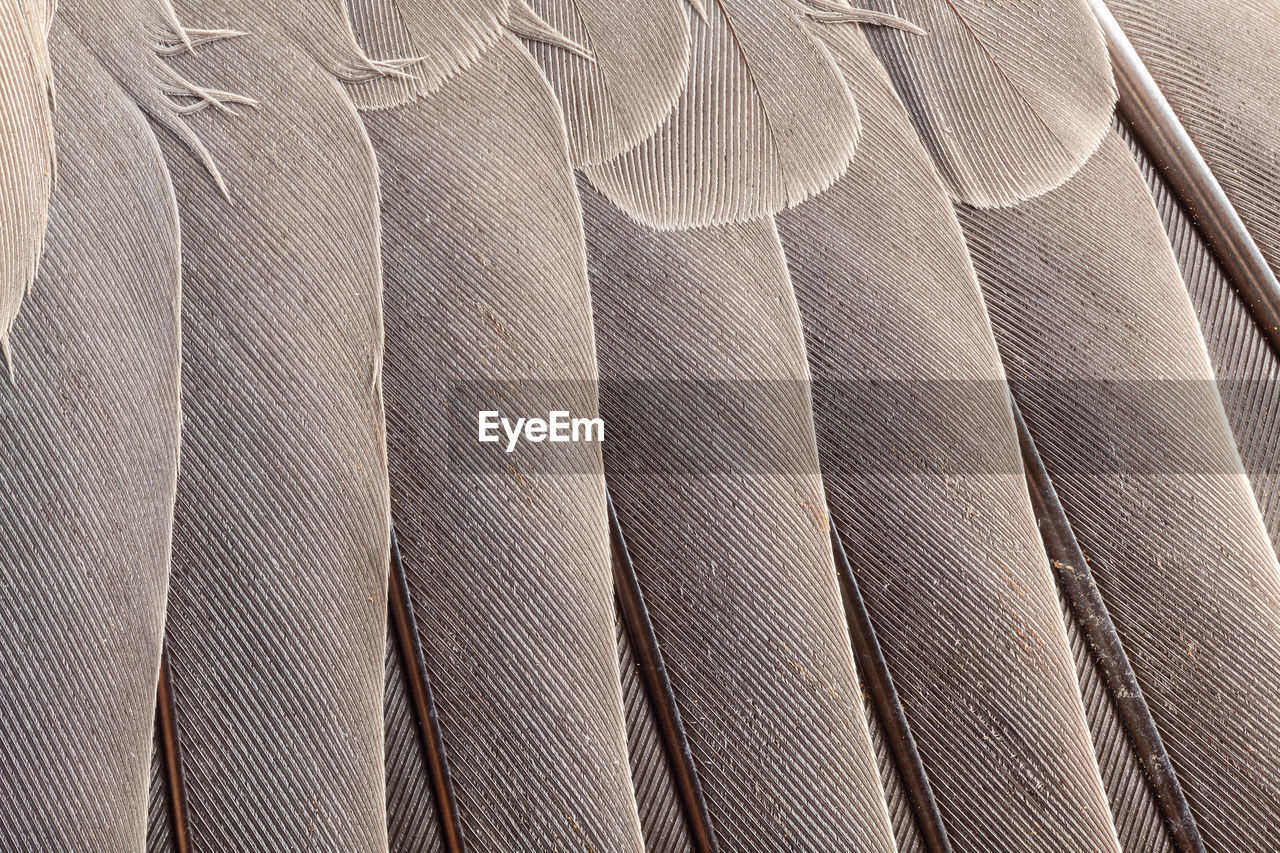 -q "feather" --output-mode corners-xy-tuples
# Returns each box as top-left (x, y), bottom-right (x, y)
(610, 495), (714, 853)
(514, 0), (689, 166)
(0, 0), (54, 367)
(0, 19), (181, 849)
(151, 2), (394, 847)
(1107, 0), (1280, 283)
(347, 0), (510, 107)
(581, 0), (859, 228)
(383, 628), (446, 852)
(359, 35), (644, 849)
(854, 0), (1115, 207)
(615, 615), (697, 853)
(579, 179), (897, 851)
(1015, 400), (1191, 852)
(146, 735), (178, 853)
(1118, 121), (1280, 554)
(959, 132), (1280, 852)
(1087, 0), (1280, 358)
(775, 27), (1121, 853)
